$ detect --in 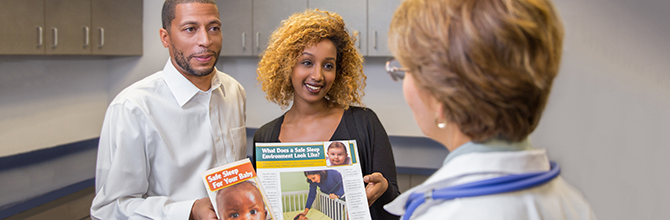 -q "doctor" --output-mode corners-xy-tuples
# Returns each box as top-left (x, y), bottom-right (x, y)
(382, 0), (597, 219)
